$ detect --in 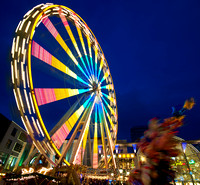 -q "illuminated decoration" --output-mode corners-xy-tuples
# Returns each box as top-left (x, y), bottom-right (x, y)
(182, 142), (187, 153)
(132, 144), (137, 153)
(189, 159), (195, 165)
(98, 145), (102, 154)
(93, 108), (98, 168)
(37, 167), (53, 175)
(34, 88), (90, 106)
(11, 3), (118, 168)
(117, 153), (135, 159)
(140, 156), (146, 162)
(0, 173), (6, 177)
(51, 96), (93, 149)
(115, 145), (119, 154)
(21, 167), (53, 175)
(22, 167), (34, 175)
(173, 160), (183, 166)
(31, 41), (89, 86)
